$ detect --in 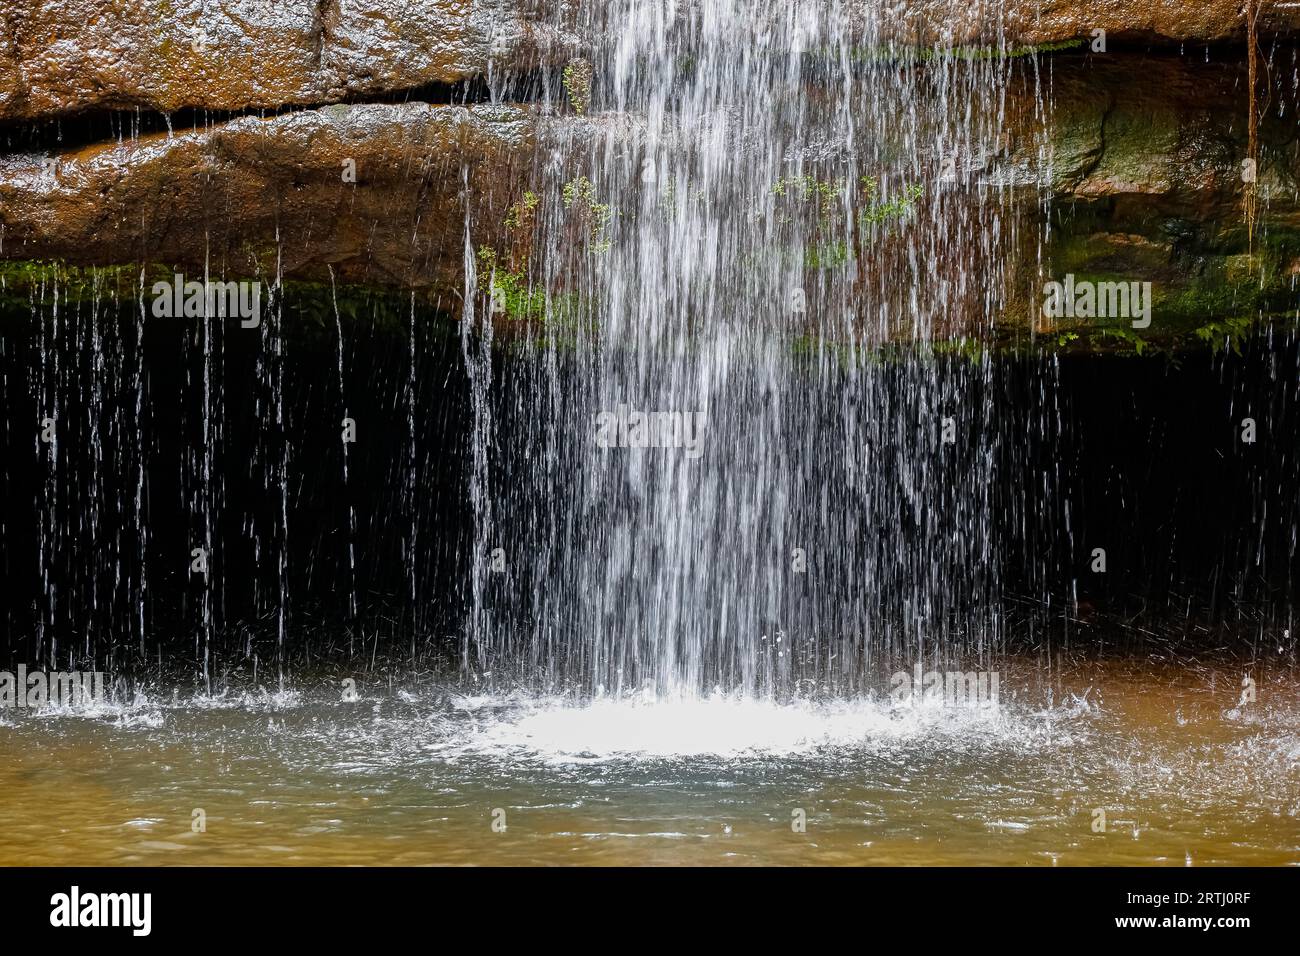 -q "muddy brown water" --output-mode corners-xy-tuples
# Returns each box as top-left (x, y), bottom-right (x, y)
(0, 658), (1296, 865)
